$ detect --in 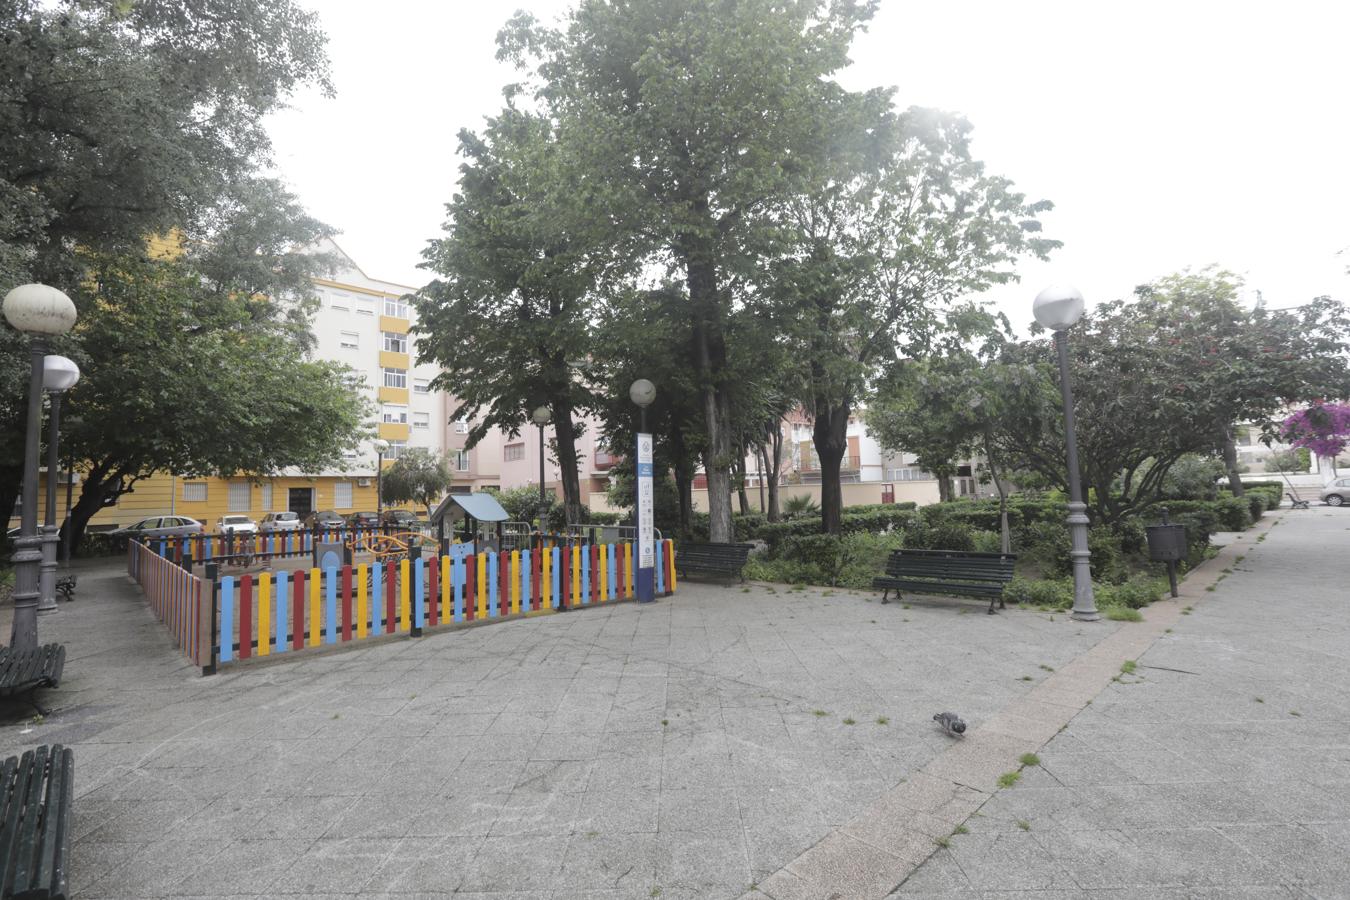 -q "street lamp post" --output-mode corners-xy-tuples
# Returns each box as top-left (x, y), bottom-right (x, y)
(3, 284), (78, 650)
(532, 406), (552, 534)
(630, 379), (657, 603)
(39, 355), (80, 614)
(373, 438), (389, 525)
(1033, 285), (1098, 622)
